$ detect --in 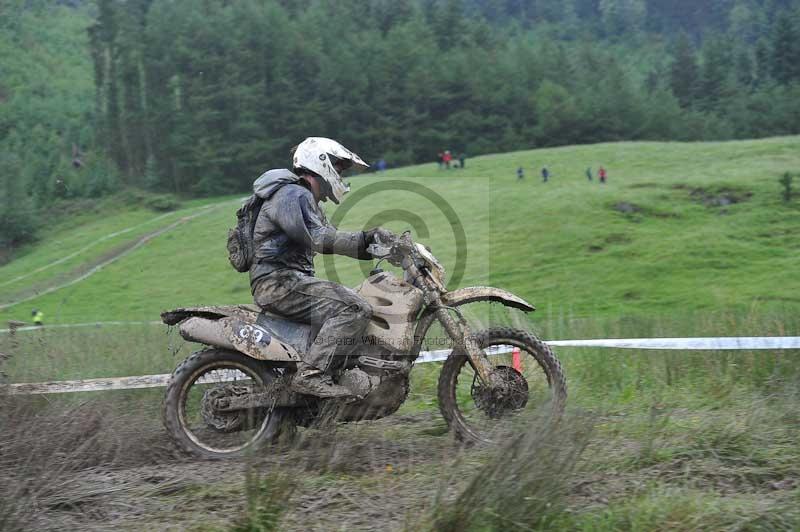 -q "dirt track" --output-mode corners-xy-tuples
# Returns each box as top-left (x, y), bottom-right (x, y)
(0, 201), (237, 311)
(1, 402), (468, 531)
